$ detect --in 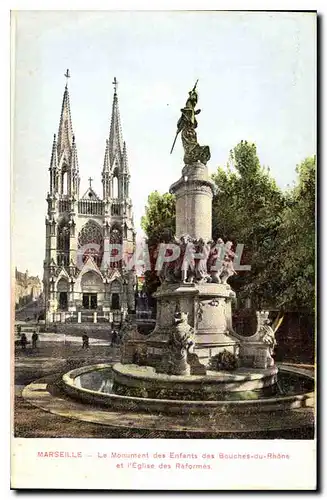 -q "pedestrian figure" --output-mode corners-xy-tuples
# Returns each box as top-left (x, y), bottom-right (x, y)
(111, 329), (118, 347)
(82, 333), (89, 349)
(32, 330), (39, 349)
(20, 332), (27, 350)
(17, 324), (21, 336)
